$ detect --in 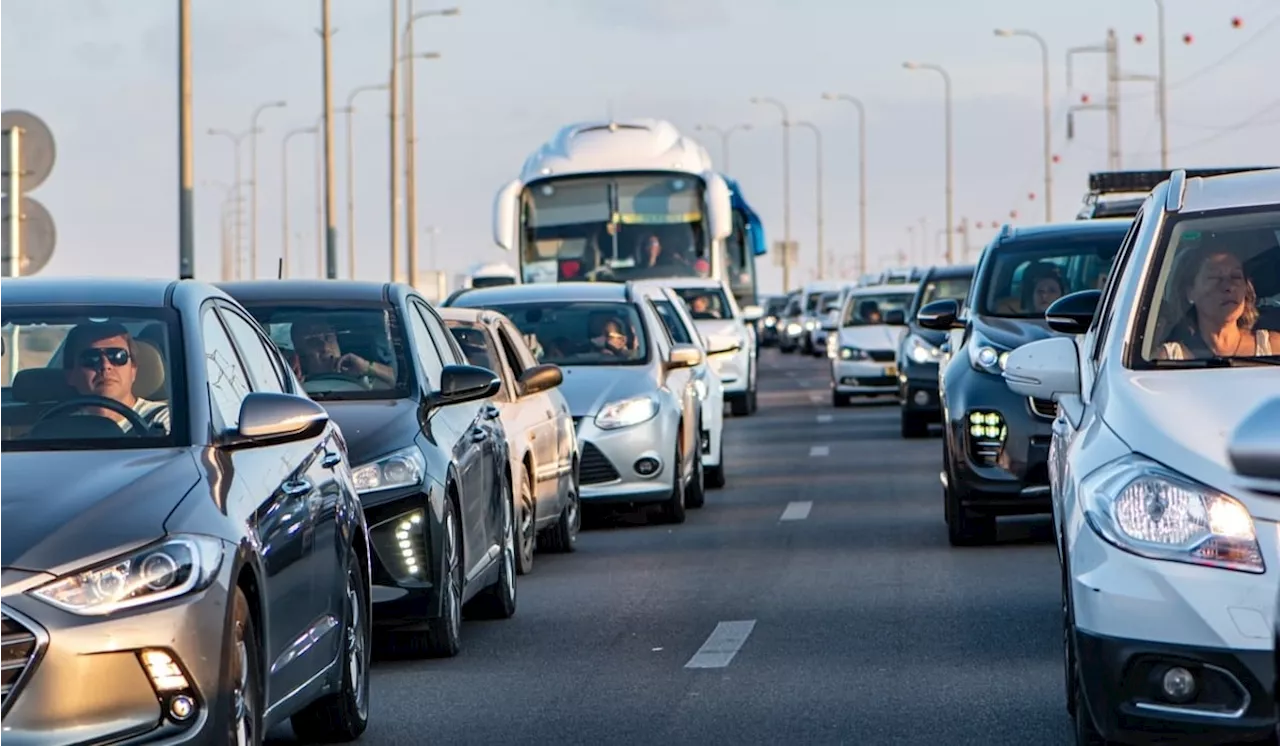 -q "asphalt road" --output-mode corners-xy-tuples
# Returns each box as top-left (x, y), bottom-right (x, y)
(270, 348), (1068, 745)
